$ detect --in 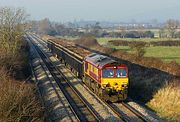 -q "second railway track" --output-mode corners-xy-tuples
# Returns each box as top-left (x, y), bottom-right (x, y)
(28, 35), (101, 122)
(107, 102), (150, 122)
